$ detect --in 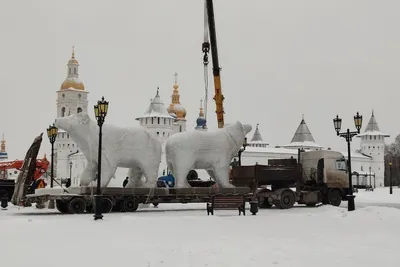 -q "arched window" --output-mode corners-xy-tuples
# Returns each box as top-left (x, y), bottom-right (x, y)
(164, 118), (166, 124)
(180, 125), (182, 132)
(74, 68), (77, 74)
(77, 107), (82, 113)
(151, 118), (154, 124)
(61, 107), (66, 117)
(158, 118), (160, 124)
